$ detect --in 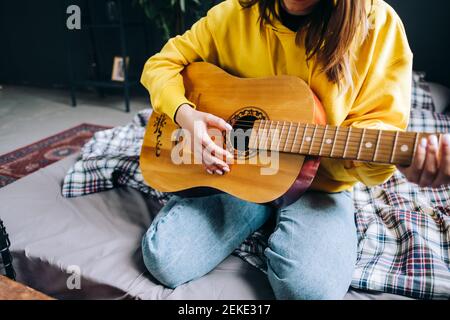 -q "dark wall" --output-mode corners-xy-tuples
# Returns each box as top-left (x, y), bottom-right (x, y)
(0, 0), (161, 89)
(388, 0), (450, 87)
(0, 0), (449, 88)
(1, 0), (77, 86)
